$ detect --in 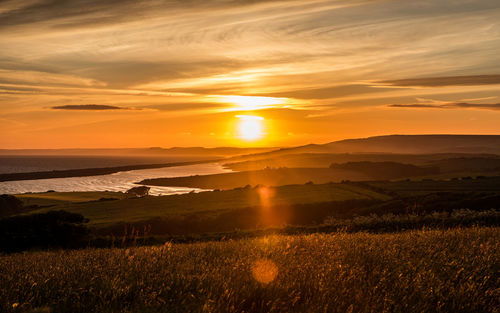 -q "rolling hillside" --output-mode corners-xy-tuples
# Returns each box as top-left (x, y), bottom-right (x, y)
(230, 135), (500, 162)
